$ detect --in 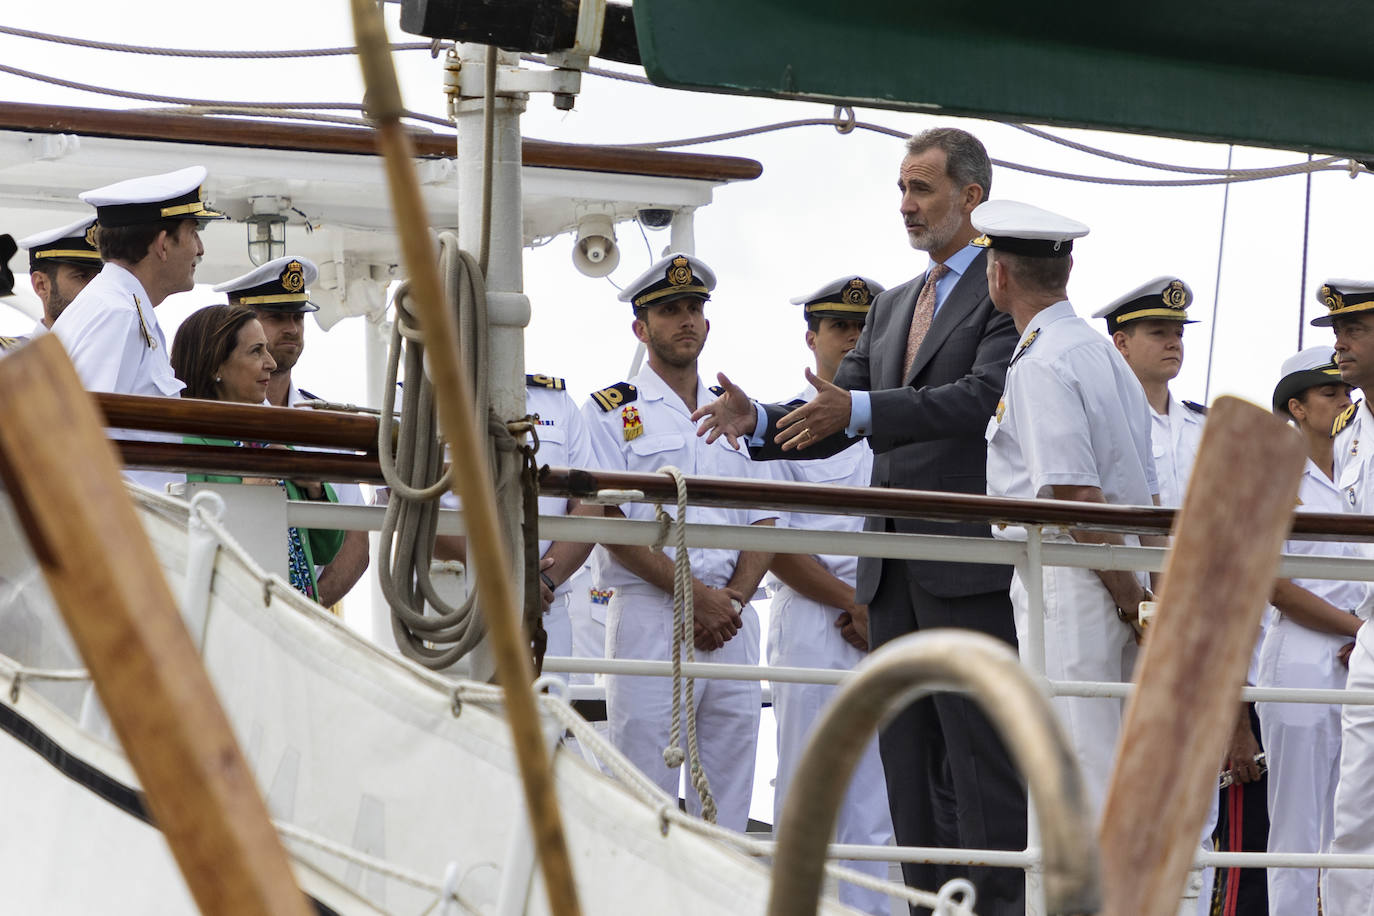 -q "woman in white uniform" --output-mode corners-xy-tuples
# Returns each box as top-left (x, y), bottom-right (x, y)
(1259, 346), (1366, 916)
